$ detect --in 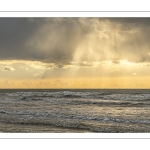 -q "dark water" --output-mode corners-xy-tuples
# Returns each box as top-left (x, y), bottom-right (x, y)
(1, 89), (150, 132)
